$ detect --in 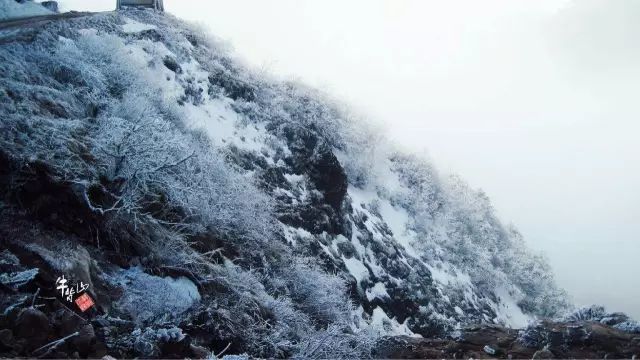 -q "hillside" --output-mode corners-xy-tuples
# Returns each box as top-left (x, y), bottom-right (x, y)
(1, 8), (638, 359)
